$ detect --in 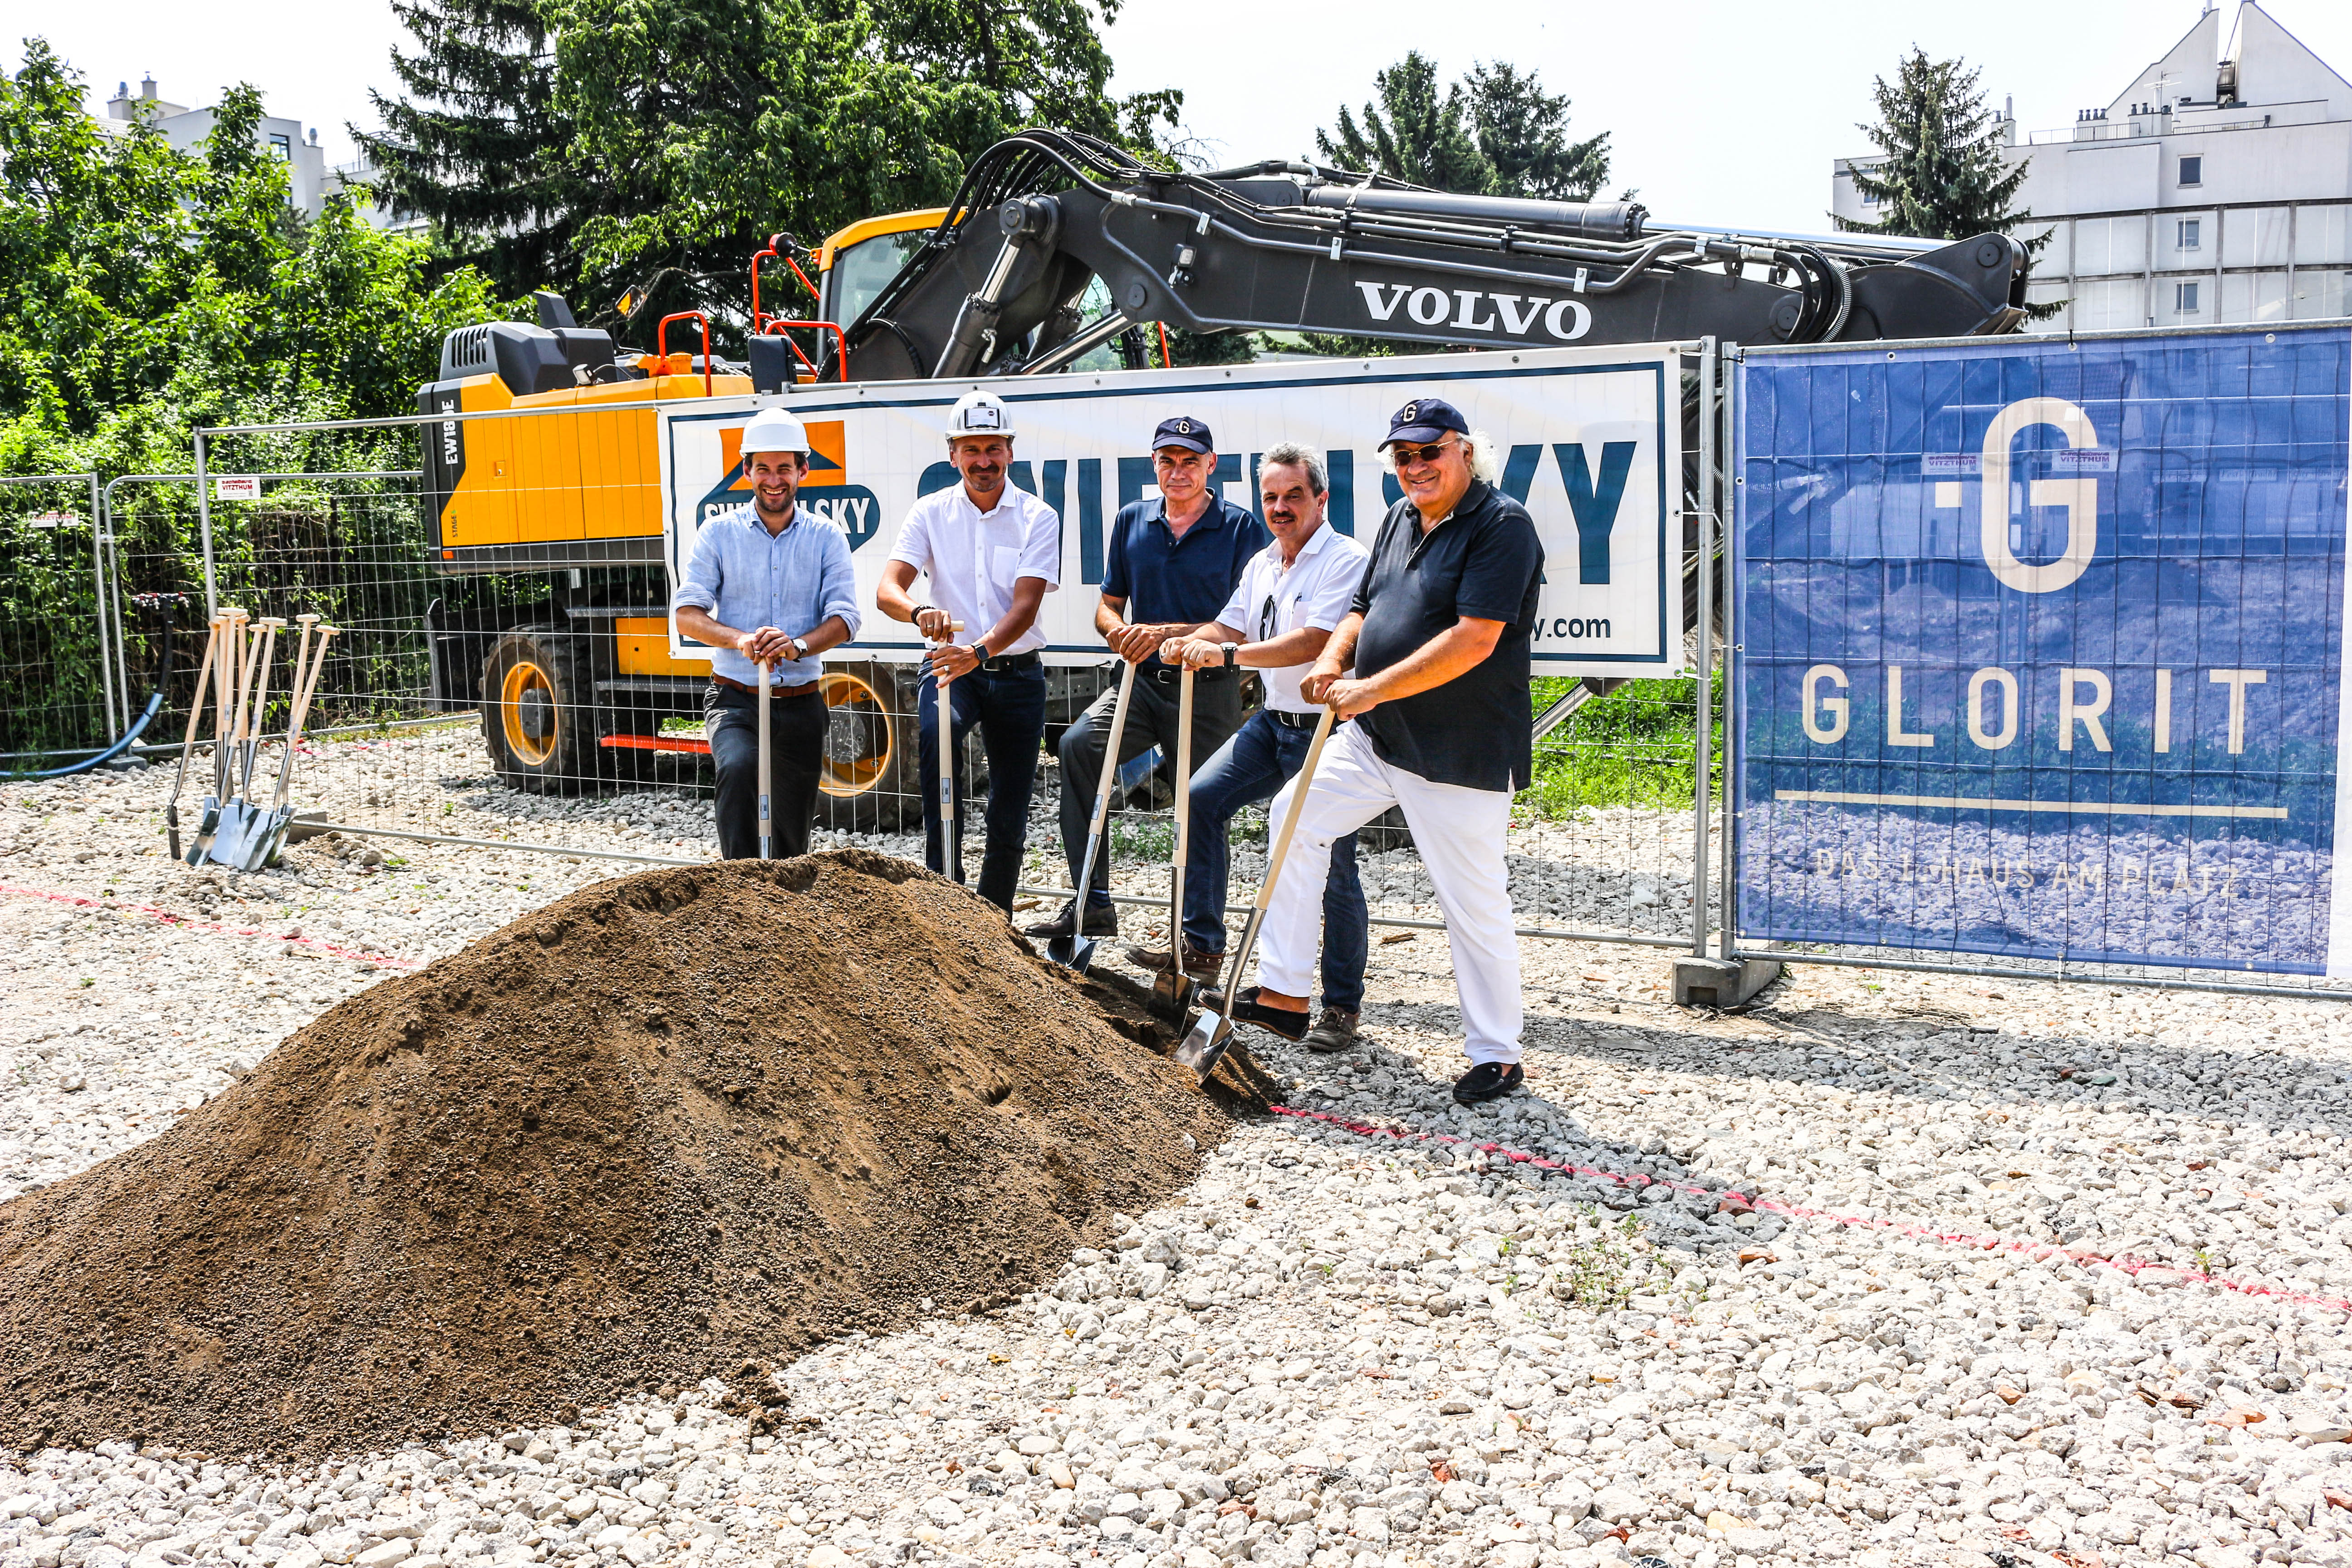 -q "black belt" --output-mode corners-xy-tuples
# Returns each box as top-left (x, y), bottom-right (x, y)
(711, 675), (823, 698)
(1267, 707), (1321, 729)
(1146, 664), (1230, 686)
(973, 650), (1041, 673)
